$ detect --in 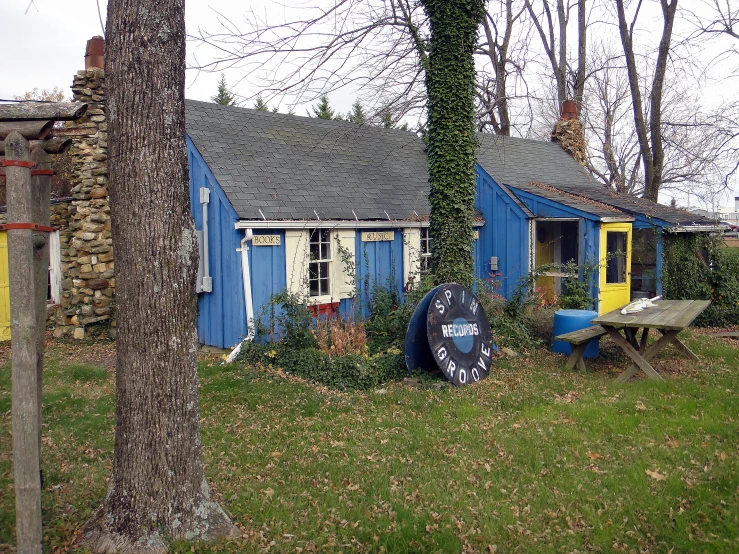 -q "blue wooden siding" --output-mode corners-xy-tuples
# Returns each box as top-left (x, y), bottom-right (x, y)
(249, 231), (287, 340)
(474, 166), (531, 299)
(188, 137), (247, 348)
(509, 185), (603, 302)
(354, 230), (405, 318)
